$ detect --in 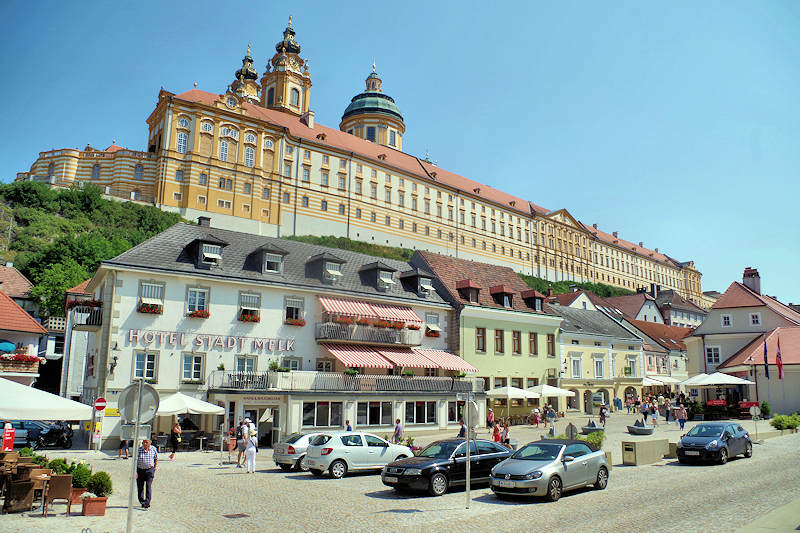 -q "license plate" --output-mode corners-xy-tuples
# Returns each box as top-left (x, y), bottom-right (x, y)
(496, 480), (515, 488)
(685, 451), (700, 456)
(384, 476), (398, 483)
(275, 447), (284, 454)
